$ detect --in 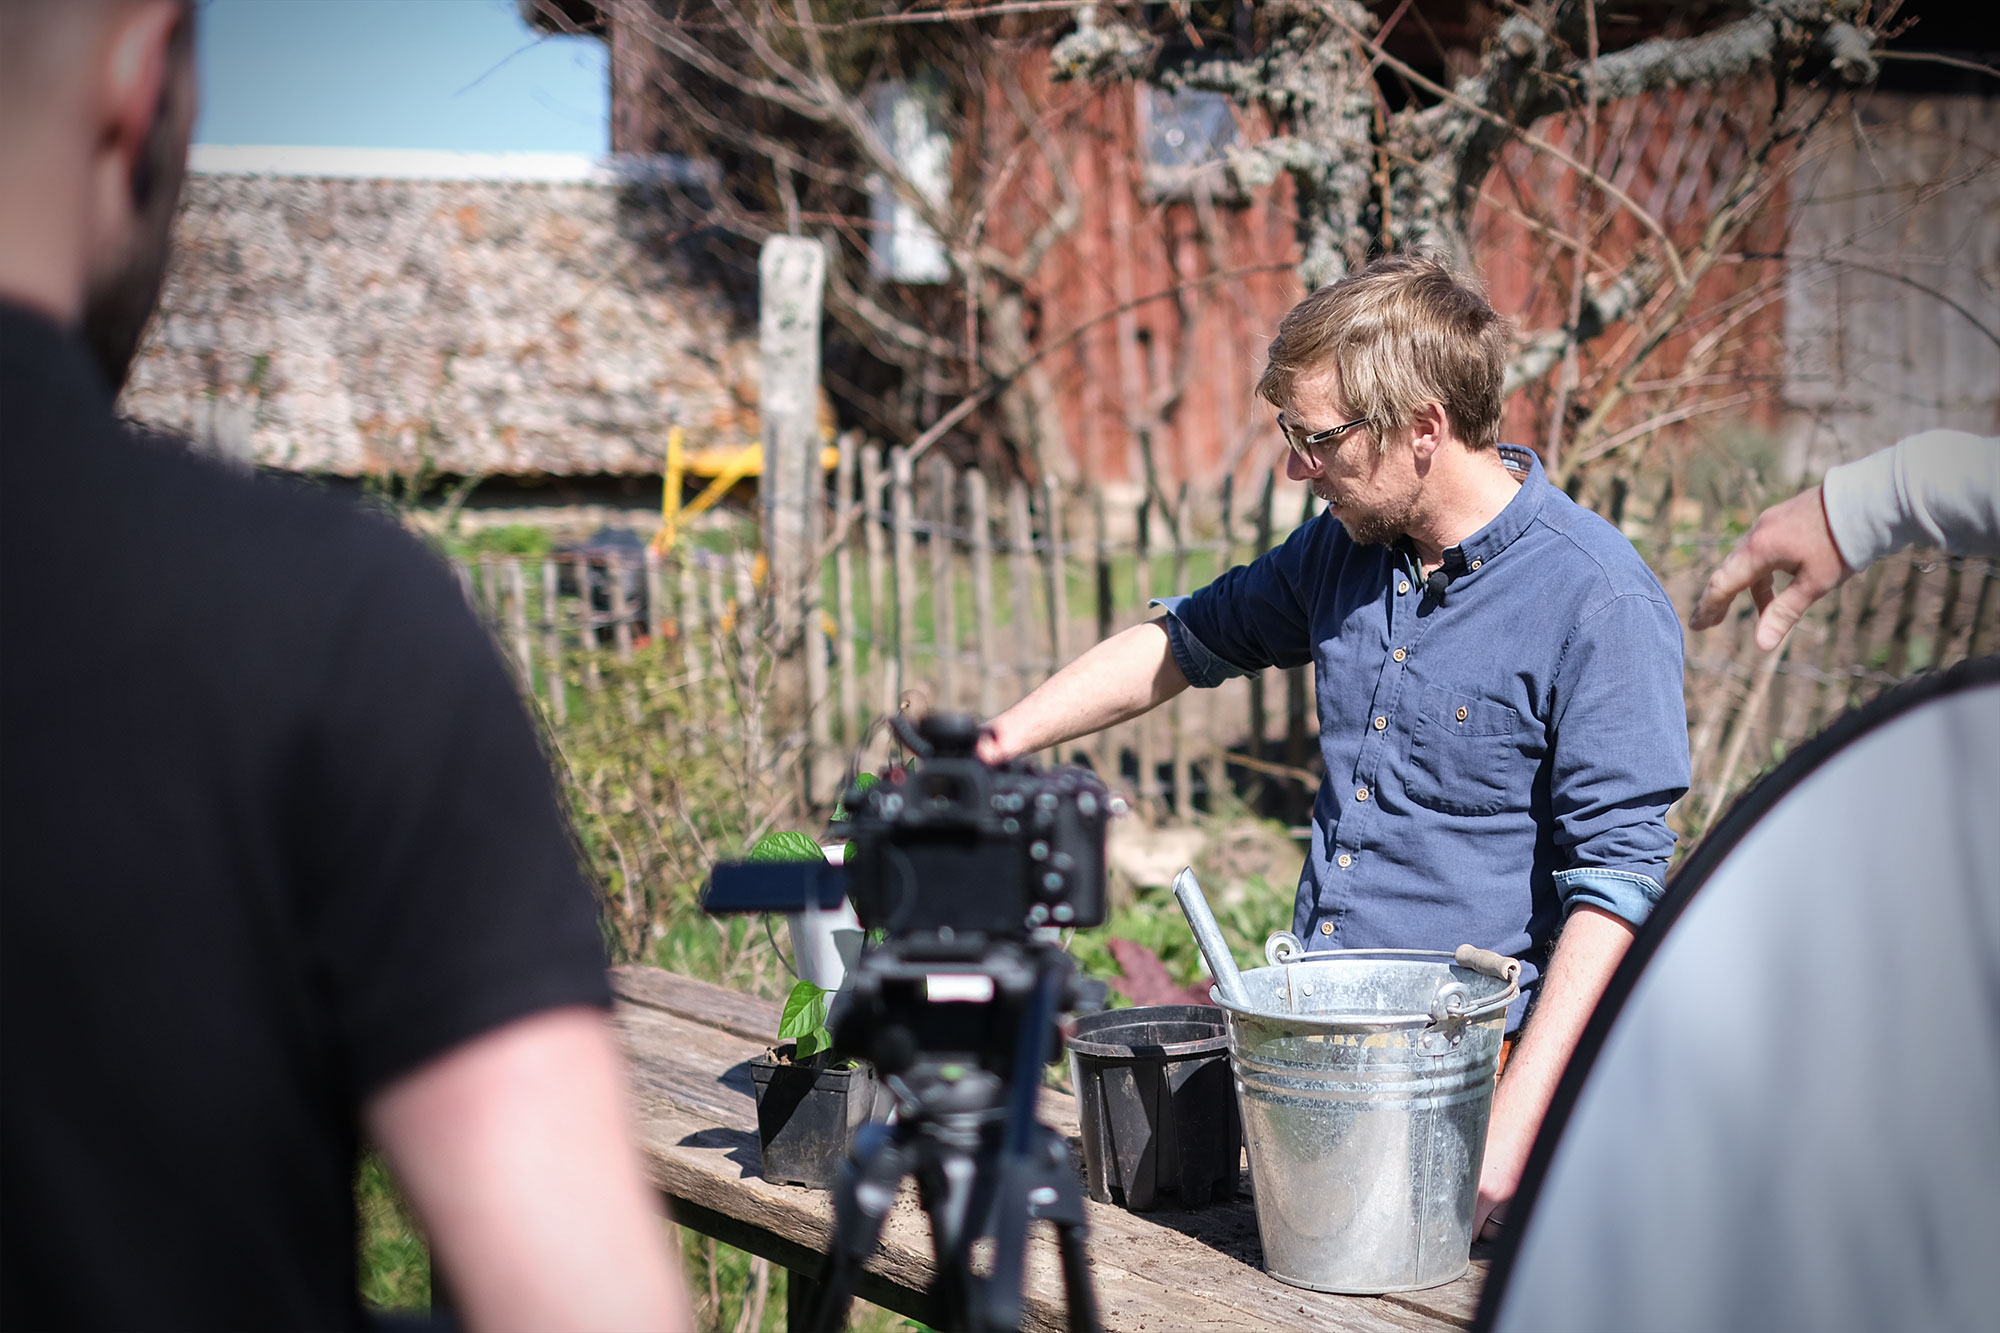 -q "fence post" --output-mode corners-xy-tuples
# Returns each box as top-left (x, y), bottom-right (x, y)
(1134, 494), (1156, 820)
(1170, 484), (1192, 820)
(608, 551), (634, 661)
(1090, 486), (1115, 782)
(930, 455), (958, 710)
(804, 435), (833, 804)
(679, 553), (704, 682)
(1007, 480), (1038, 706)
(757, 235), (825, 644)
(505, 558), (533, 699)
(540, 559), (566, 725)
(892, 447), (917, 714)
(1042, 477), (1070, 681)
(965, 469), (997, 720)
(644, 545), (666, 645)
(863, 443), (893, 726)
(834, 434), (859, 746)
(1247, 472), (1273, 794)
(573, 552), (600, 694)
